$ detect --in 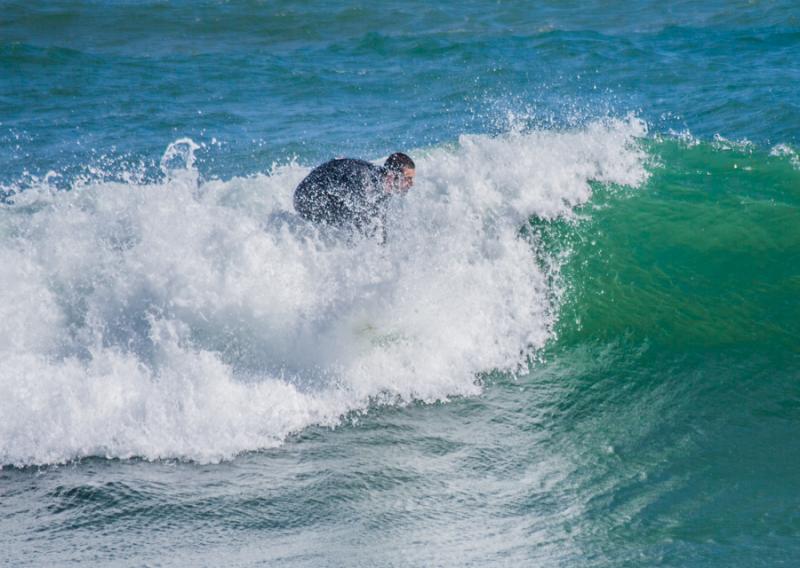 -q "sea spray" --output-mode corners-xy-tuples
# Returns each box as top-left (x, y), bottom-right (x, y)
(0, 118), (648, 466)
